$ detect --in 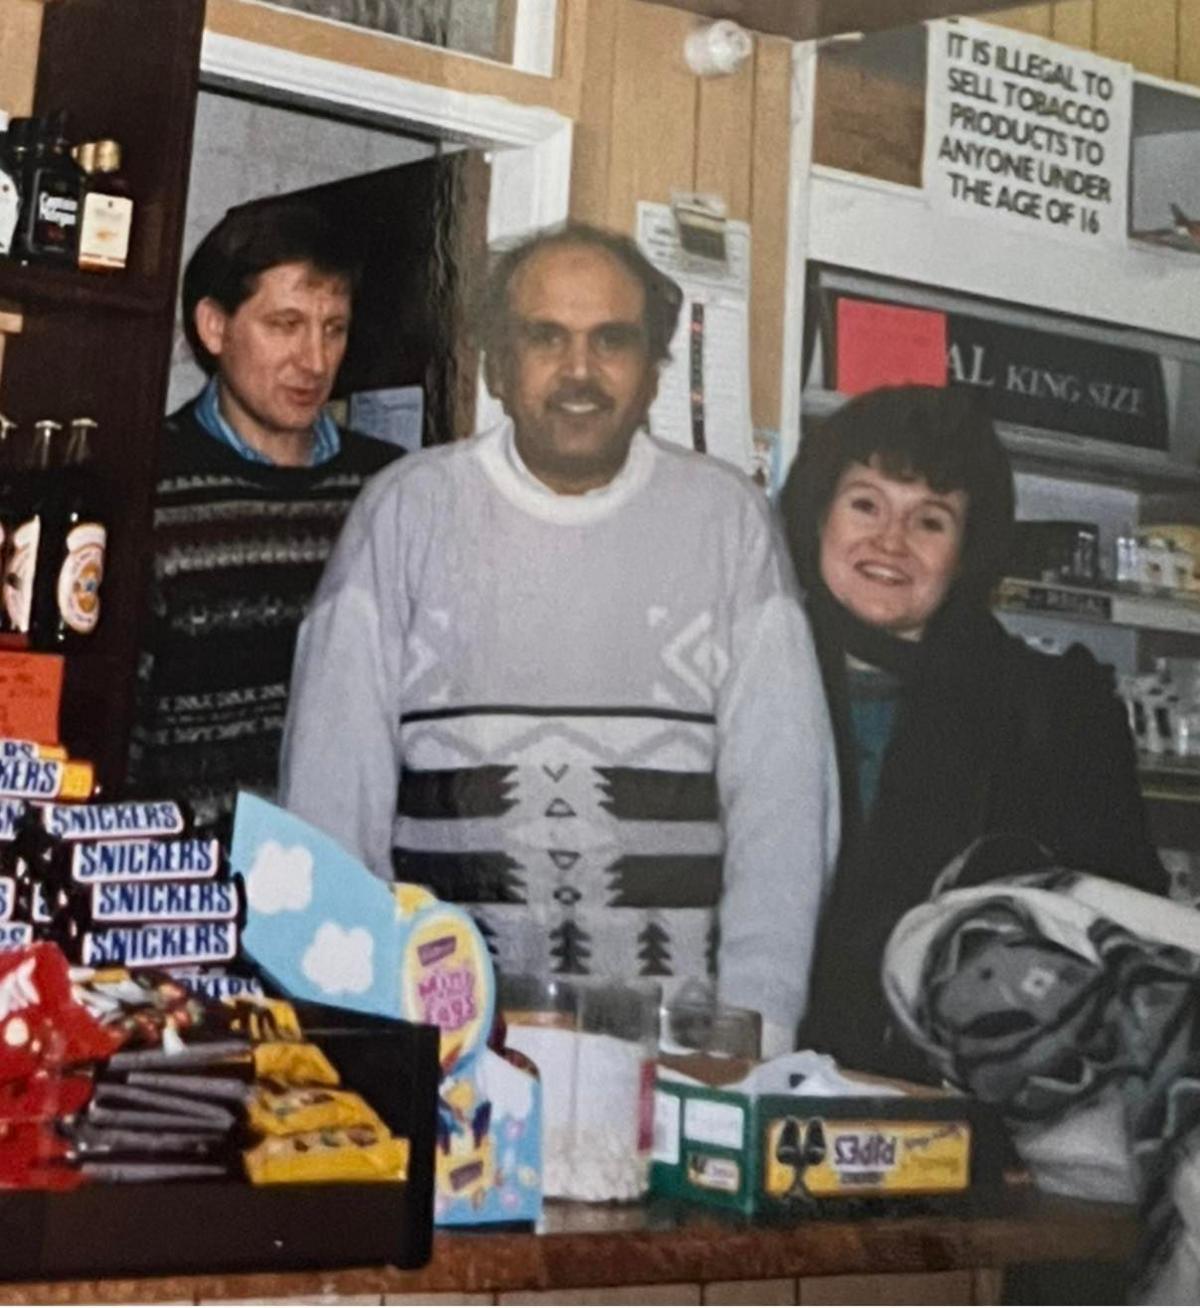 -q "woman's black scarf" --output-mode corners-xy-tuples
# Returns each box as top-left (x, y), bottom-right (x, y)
(804, 582), (927, 684)
(800, 581), (1012, 1077)
(804, 581), (1004, 828)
